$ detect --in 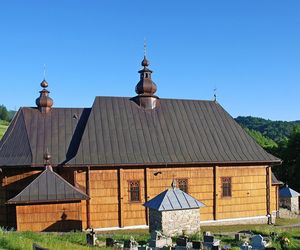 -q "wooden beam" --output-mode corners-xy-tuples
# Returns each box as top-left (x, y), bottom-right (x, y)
(213, 166), (218, 220)
(144, 167), (149, 225)
(86, 166), (91, 229)
(118, 168), (124, 228)
(266, 166), (271, 220)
